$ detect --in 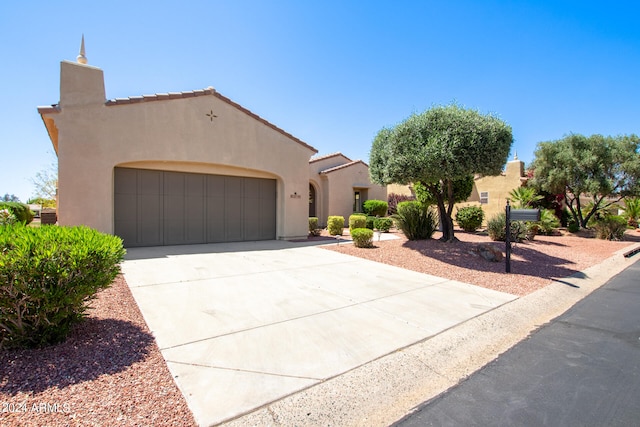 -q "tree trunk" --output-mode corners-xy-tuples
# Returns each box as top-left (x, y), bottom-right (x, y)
(430, 182), (456, 242)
